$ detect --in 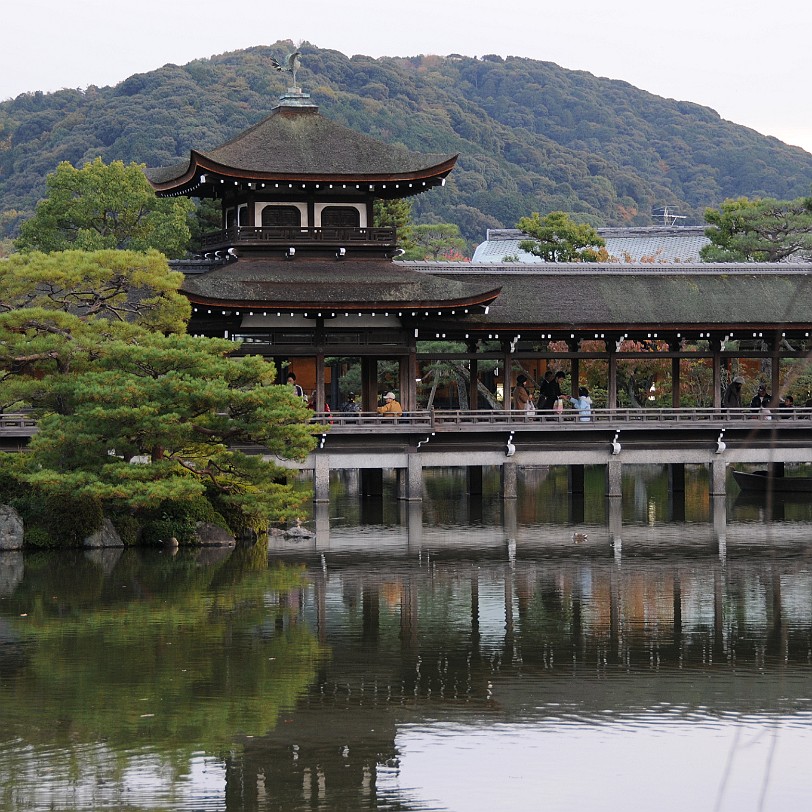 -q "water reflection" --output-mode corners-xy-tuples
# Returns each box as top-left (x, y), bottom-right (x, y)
(0, 465), (811, 811)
